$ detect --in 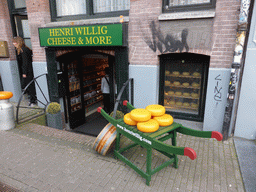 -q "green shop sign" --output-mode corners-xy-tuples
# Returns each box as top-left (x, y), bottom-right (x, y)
(38, 24), (123, 47)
